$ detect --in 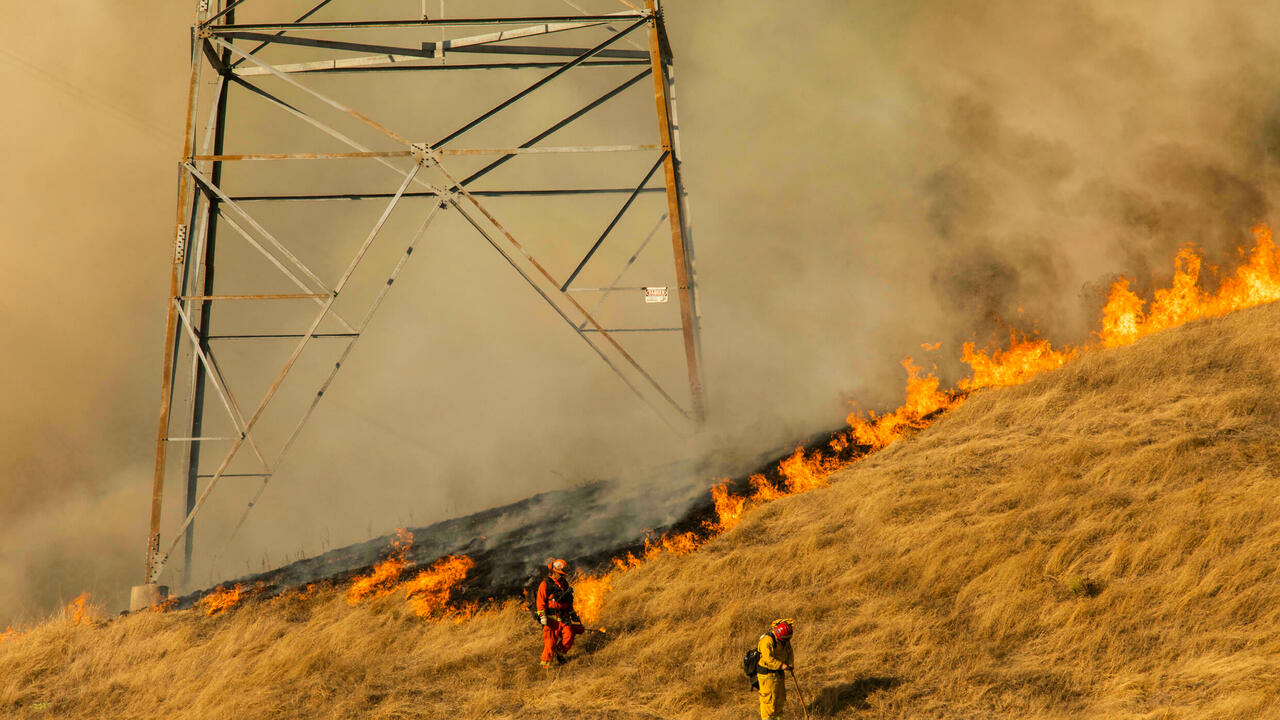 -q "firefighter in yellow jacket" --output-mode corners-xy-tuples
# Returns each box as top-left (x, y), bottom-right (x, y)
(756, 619), (795, 719)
